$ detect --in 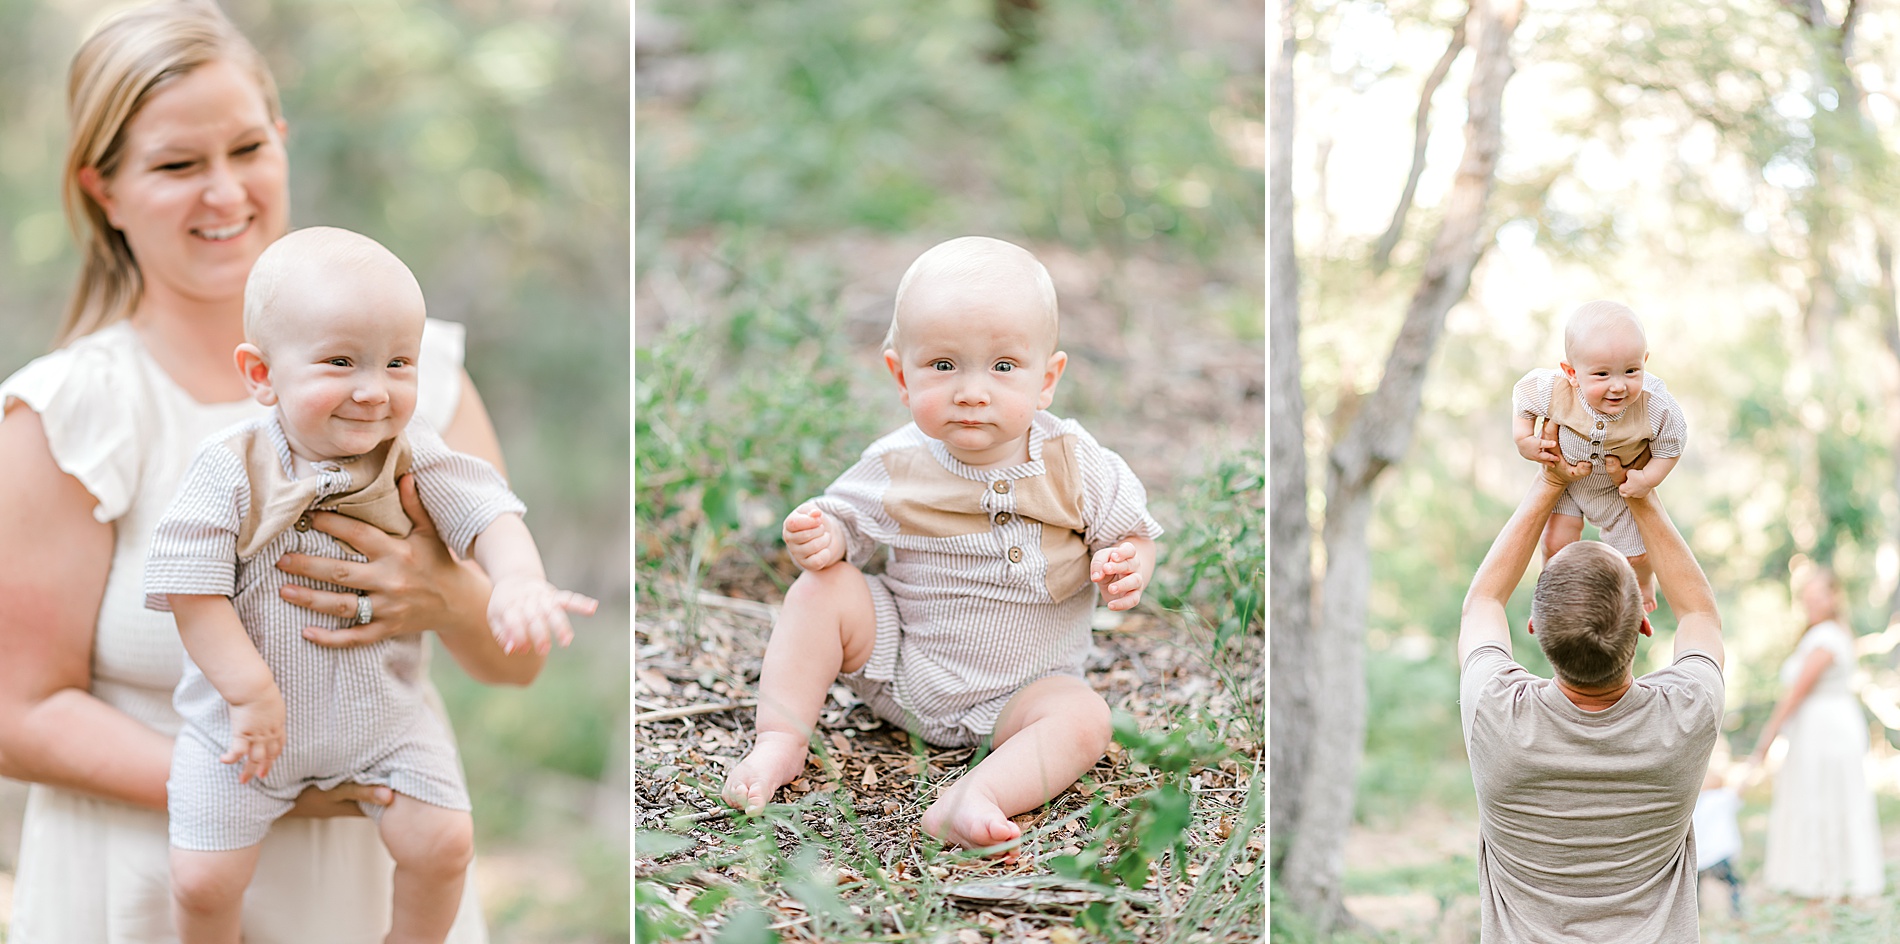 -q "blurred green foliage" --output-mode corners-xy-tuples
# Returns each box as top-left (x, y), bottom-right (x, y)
(637, 0), (1261, 263)
(0, 1), (628, 939)
(634, 261), (891, 596)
